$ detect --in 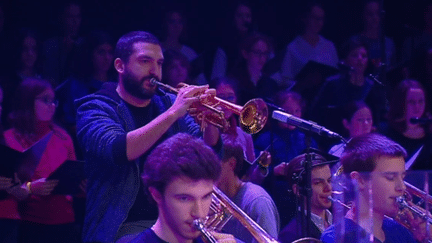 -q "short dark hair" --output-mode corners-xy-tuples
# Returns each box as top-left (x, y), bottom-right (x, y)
(285, 153), (328, 187)
(341, 101), (370, 122)
(73, 30), (116, 79)
(339, 39), (369, 60)
(240, 32), (273, 54)
(114, 31), (160, 63)
(341, 101), (372, 137)
(275, 90), (306, 113)
(341, 133), (406, 176)
(162, 49), (191, 85)
(221, 135), (244, 177)
(142, 133), (221, 196)
(12, 28), (41, 72)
